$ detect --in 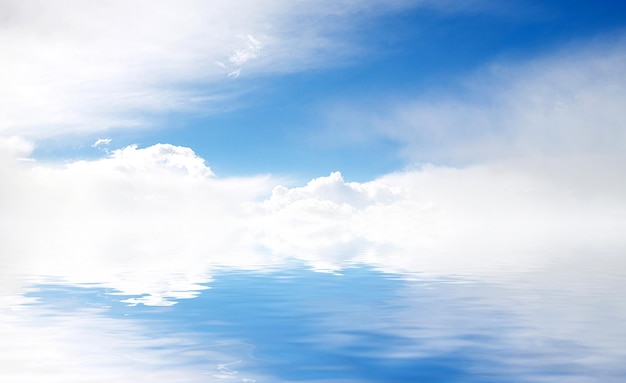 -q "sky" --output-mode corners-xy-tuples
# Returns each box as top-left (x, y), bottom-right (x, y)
(2, 0), (626, 293)
(2, 0), (625, 178)
(2, 2), (626, 382)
